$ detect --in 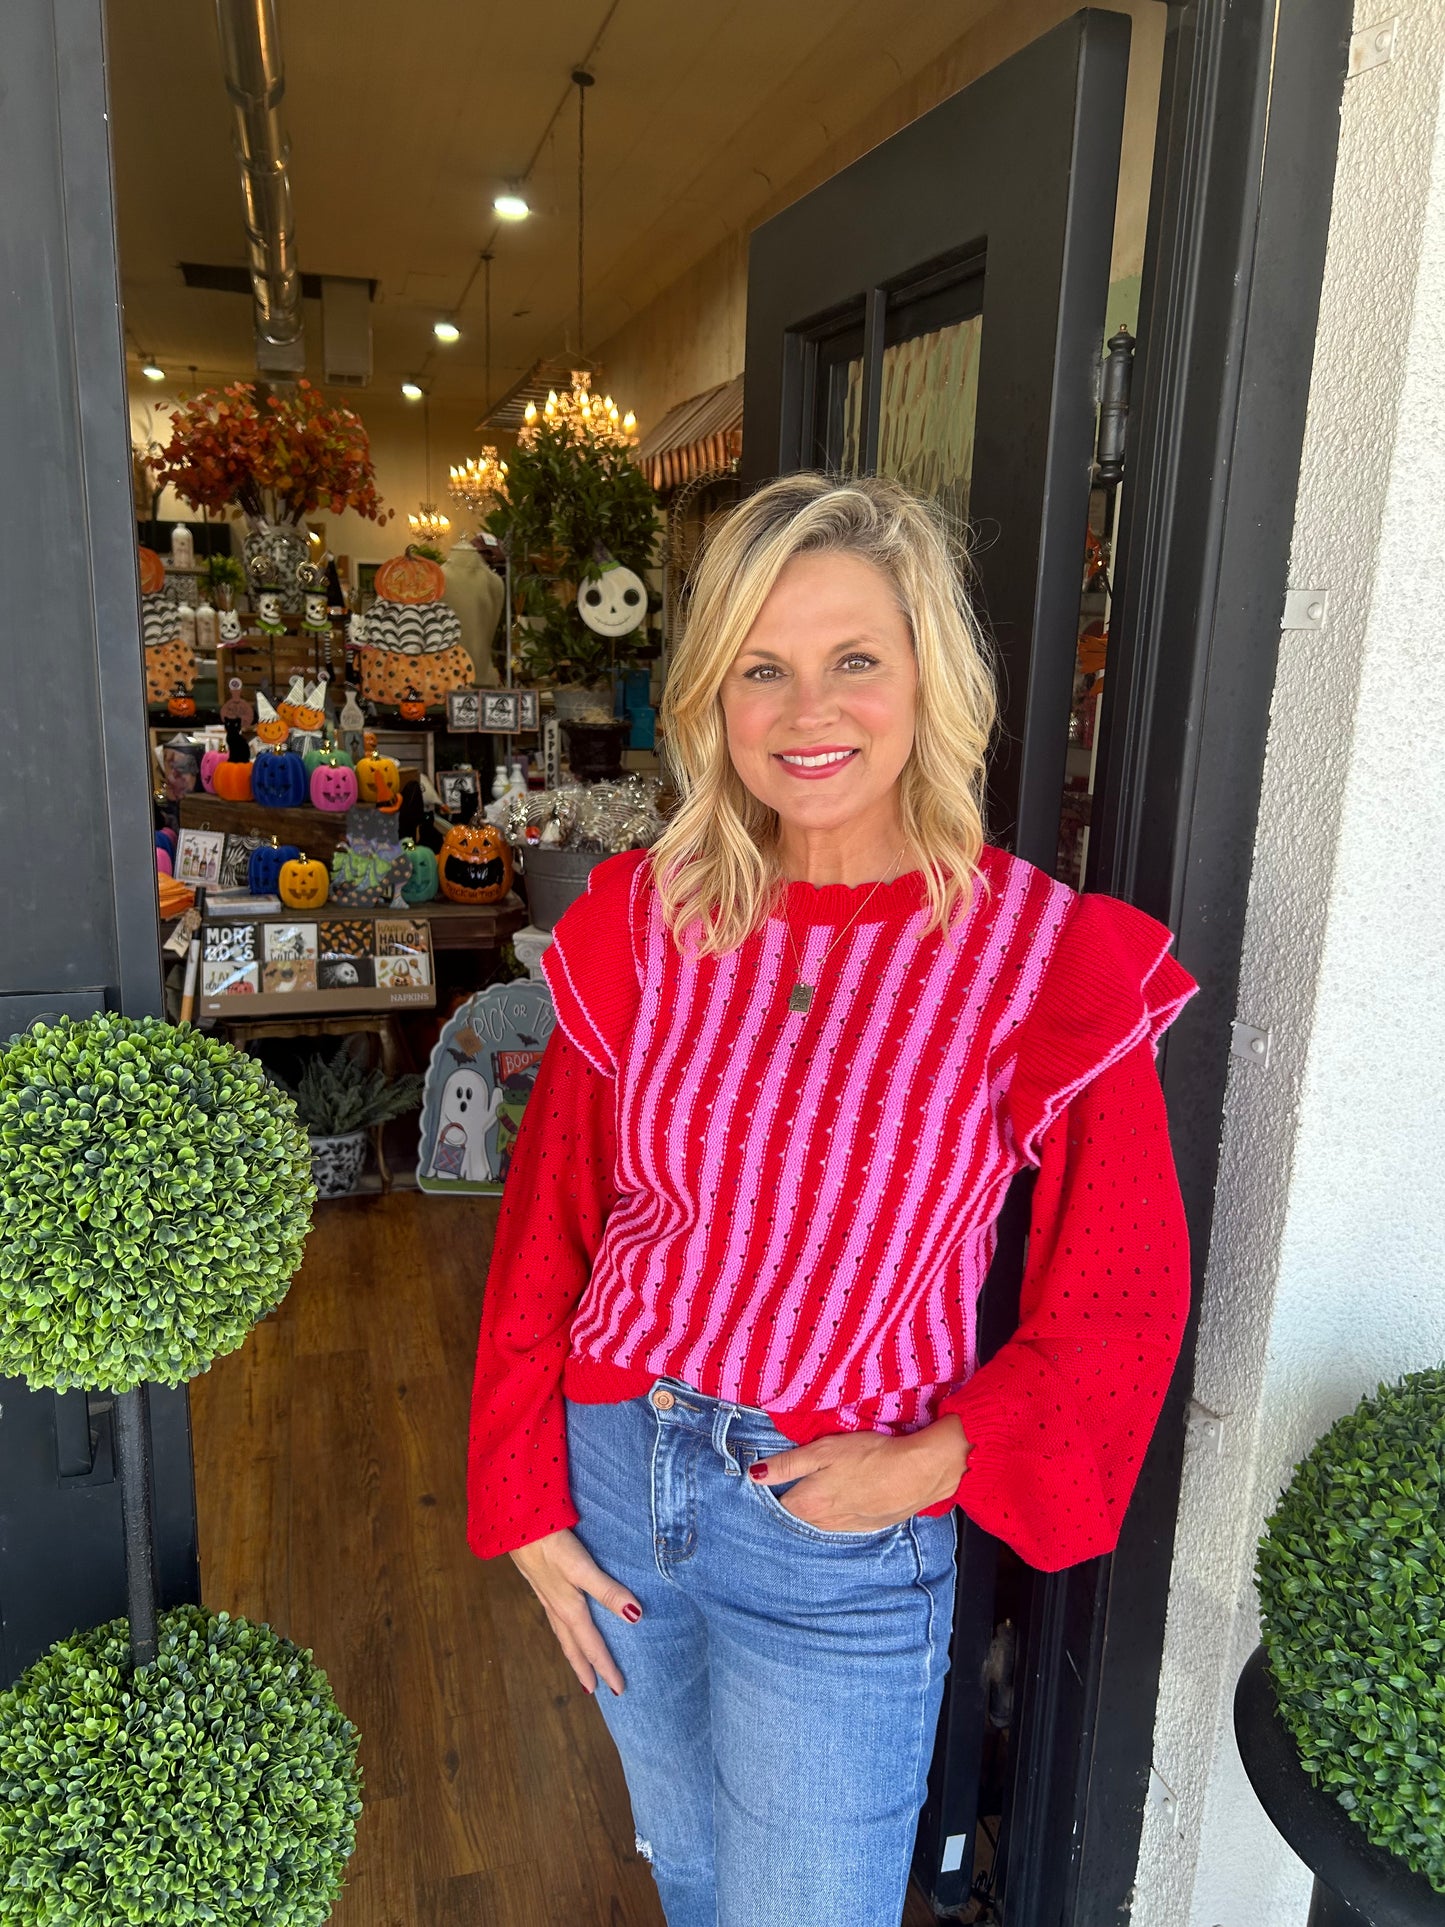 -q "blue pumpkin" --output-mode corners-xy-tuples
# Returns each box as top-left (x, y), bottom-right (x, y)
(248, 841), (300, 895)
(250, 750), (309, 809)
(401, 841), (439, 905)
